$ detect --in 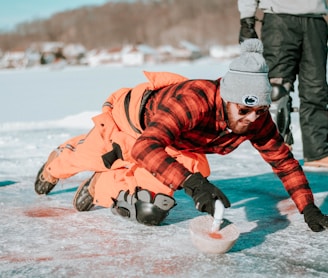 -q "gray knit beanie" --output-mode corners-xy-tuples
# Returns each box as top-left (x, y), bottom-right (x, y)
(220, 39), (272, 106)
